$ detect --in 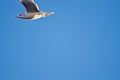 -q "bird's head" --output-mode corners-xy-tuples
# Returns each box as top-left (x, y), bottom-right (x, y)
(16, 13), (25, 18)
